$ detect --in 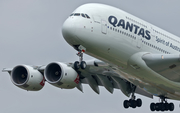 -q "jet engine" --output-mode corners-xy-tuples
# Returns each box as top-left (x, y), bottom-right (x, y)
(11, 65), (45, 91)
(44, 62), (79, 89)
